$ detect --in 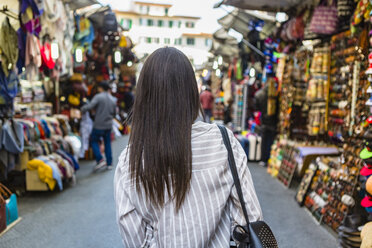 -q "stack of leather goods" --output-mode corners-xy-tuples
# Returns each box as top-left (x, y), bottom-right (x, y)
(337, 214), (366, 247)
